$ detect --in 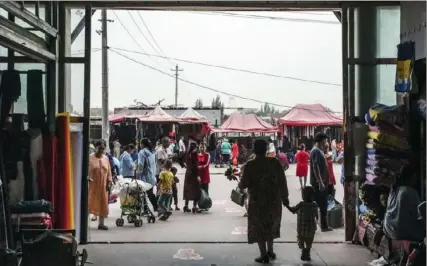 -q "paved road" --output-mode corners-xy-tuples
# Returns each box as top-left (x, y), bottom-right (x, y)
(83, 164), (377, 265)
(88, 164), (345, 243)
